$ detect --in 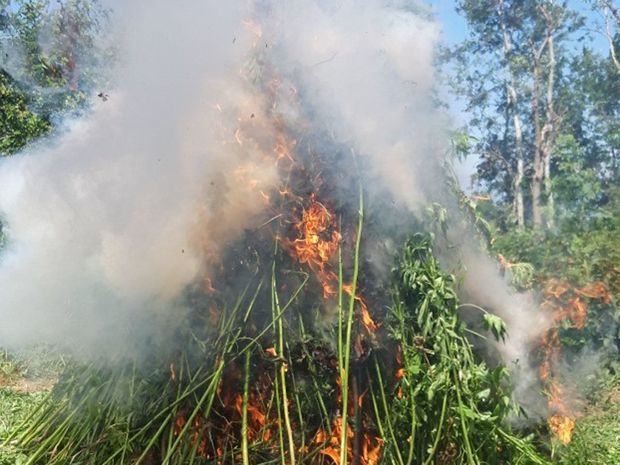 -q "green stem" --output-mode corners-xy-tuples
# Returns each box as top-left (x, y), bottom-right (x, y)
(373, 358), (405, 465)
(422, 392), (448, 465)
(241, 349), (251, 465)
(272, 263), (296, 465)
(453, 366), (477, 465)
(160, 360), (224, 465)
(298, 318), (330, 432)
(339, 183), (364, 465)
